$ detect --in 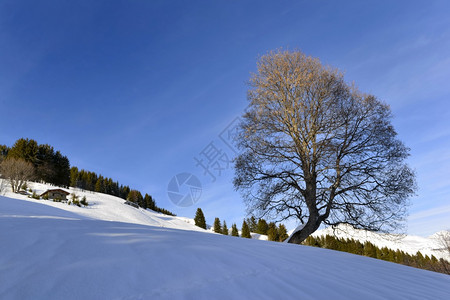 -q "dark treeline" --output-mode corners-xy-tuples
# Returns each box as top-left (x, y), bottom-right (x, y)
(303, 234), (450, 275)
(245, 216), (289, 242)
(195, 209), (289, 242)
(1, 138), (70, 187)
(70, 167), (129, 200)
(70, 167), (174, 215)
(1, 138), (174, 216)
